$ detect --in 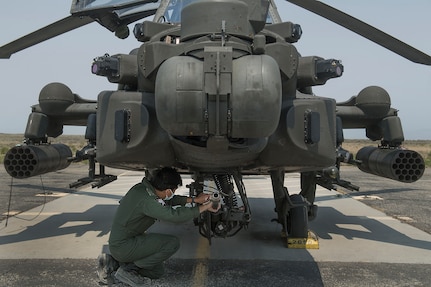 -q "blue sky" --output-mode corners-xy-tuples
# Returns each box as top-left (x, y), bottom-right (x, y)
(1, 0), (430, 139)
